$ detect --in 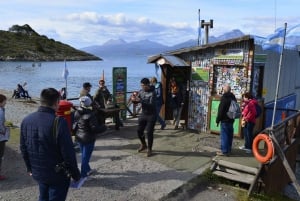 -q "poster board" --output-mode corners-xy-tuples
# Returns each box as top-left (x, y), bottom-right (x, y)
(209, 98), (241, 137)
(112, 67), (127, 120)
